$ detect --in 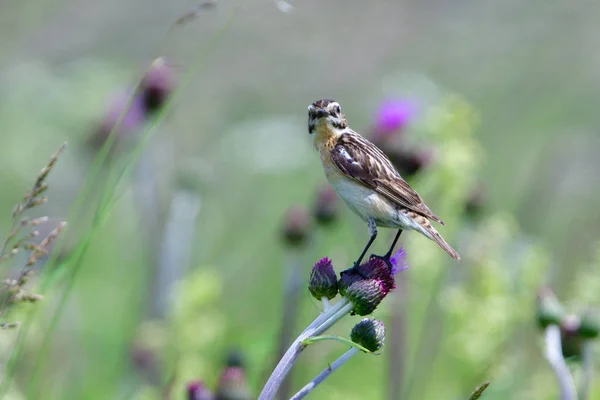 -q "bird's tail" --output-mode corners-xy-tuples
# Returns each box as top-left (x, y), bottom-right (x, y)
(411, 213), (461, 261)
